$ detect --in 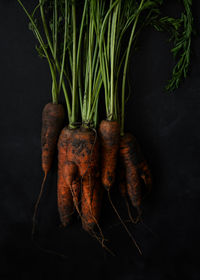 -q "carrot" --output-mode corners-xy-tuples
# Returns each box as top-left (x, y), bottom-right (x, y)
(41, 102), (65, 175)
(57, 126), (102, 231)
(64, 126), (101, 231)
(57, 127), (76, 226)
(119, 133), (142, 211)
(62, 161), (80, 213)
(118, 166), (140, 224)
(99, 121), (142, 250)
(119, 133), (152, 223)
(32, 102), (65, 236)
(81, 178), (103, 231)
(57, 169), (74, 227)
(99, 120), (120, 191)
